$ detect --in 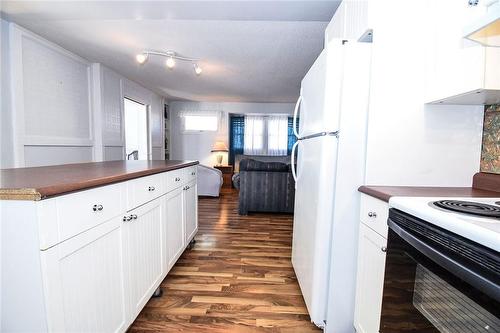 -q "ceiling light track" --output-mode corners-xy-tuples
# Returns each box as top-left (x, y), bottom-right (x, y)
(136, 50), (202, 75)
